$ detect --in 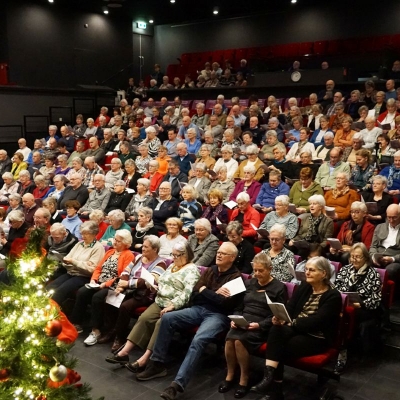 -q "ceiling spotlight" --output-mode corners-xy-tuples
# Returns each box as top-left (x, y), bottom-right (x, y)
(149, 19), (154, 23)
(291, 0), (297, 3)
(103, 7), (109, 14)
(170, 0), (175, 3)
(48, 0), (54, 3)
(213, 7), (219, 15)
